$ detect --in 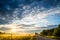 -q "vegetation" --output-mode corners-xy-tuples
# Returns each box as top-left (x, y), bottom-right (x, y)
(0, 32), (5, 34)
(0, 34), (35, 40)
(40, 24), (60, 39)
(0, 33), (37, 40)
